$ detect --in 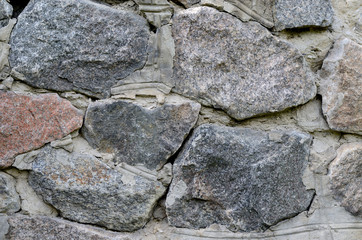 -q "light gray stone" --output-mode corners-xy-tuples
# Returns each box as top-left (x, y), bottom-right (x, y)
(273, 0), (334, 31)
(0, 0), (12, 28)
(9, 0), (149, 98)
(296, 98), (329, 132)
(319, 38), (362, 135)
(329, 143), (362, 217)
(0, 172), (20, 213)
(166, 124), (315, 232)
(172, 7), (316, 120)
(28, 146), (166, 231)
(0, 214), (8, 240)
(83, 100), (200, 170)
